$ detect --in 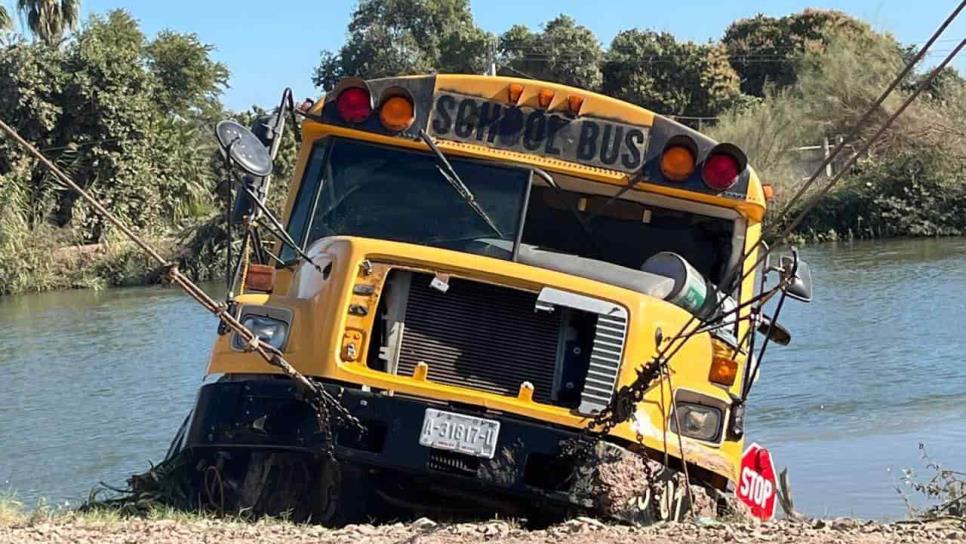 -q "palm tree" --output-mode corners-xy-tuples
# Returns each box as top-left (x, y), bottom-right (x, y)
(16, 0), (80, 45)
(0, 5), (12, 32)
